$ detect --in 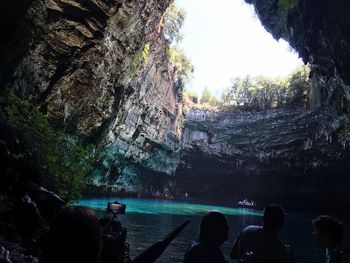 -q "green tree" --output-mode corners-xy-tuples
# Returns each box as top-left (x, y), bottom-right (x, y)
(209, 95), (219, 107)
(285, 65), (311, 107)
(163, 3), (186, 44)
(167, 46), (194, 81)
(183, 90), (199, 104)
(163, 3), (194, 88)
(218, 65), (311, 110)
(220, 87), (231, 106)
(200, 87), (212, 104)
